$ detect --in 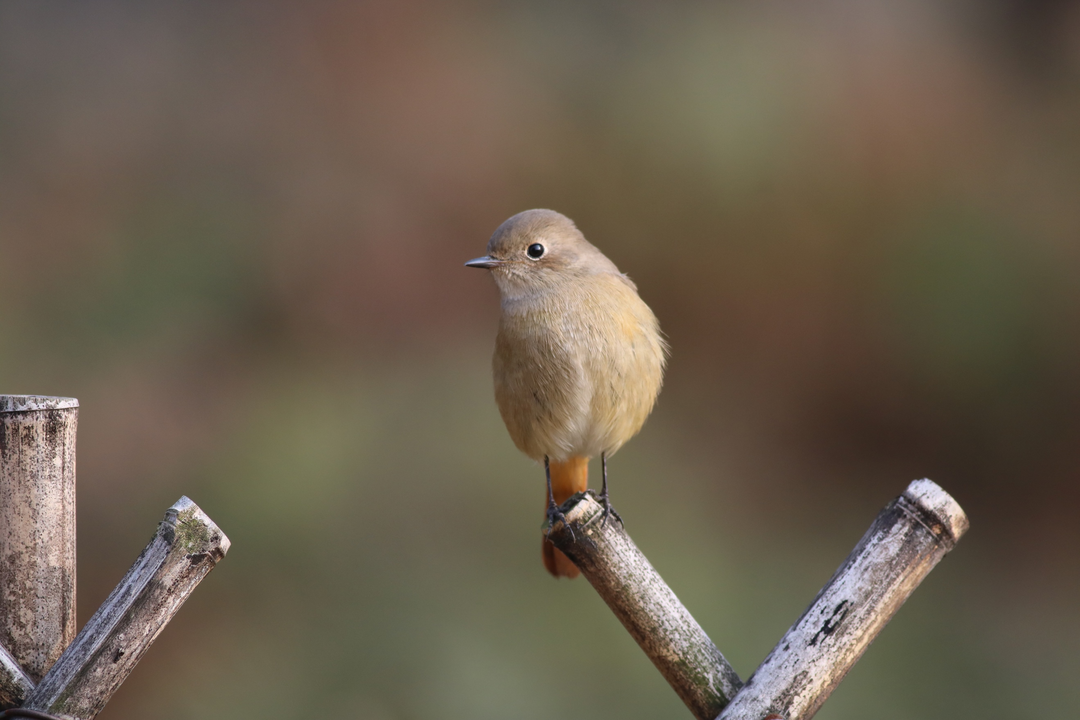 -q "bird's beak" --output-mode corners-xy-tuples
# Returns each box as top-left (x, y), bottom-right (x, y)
(464, 256), (503, 269)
